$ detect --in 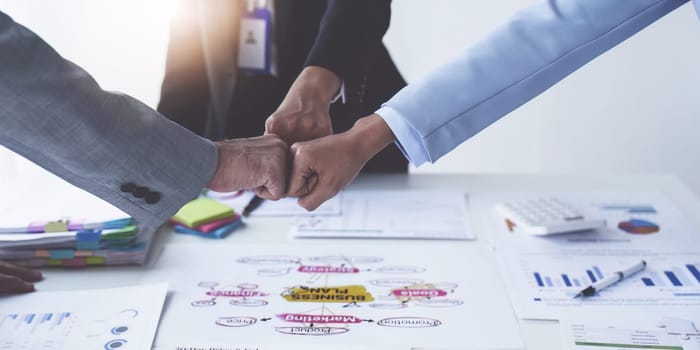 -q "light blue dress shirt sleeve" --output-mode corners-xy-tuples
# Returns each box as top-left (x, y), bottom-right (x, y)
(378, 0), (692, 166)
